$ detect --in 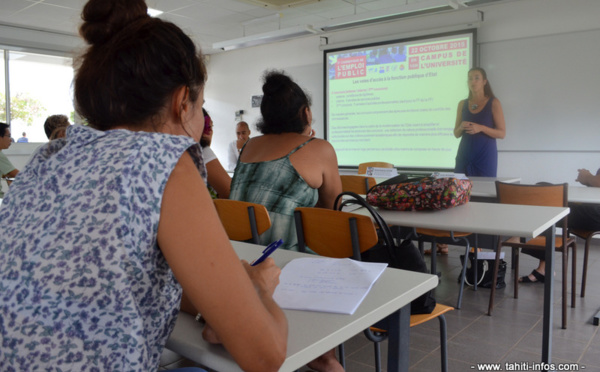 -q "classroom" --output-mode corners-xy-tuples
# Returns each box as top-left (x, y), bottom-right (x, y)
(1, 0), (599, 371)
